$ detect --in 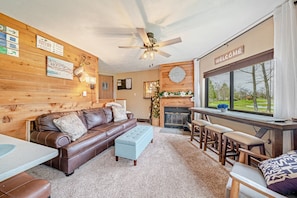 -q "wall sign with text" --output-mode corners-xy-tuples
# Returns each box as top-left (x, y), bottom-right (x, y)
(214, 45), (244, 64)
(0, 24), (19, 57)
(36, 35), (64, 56)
